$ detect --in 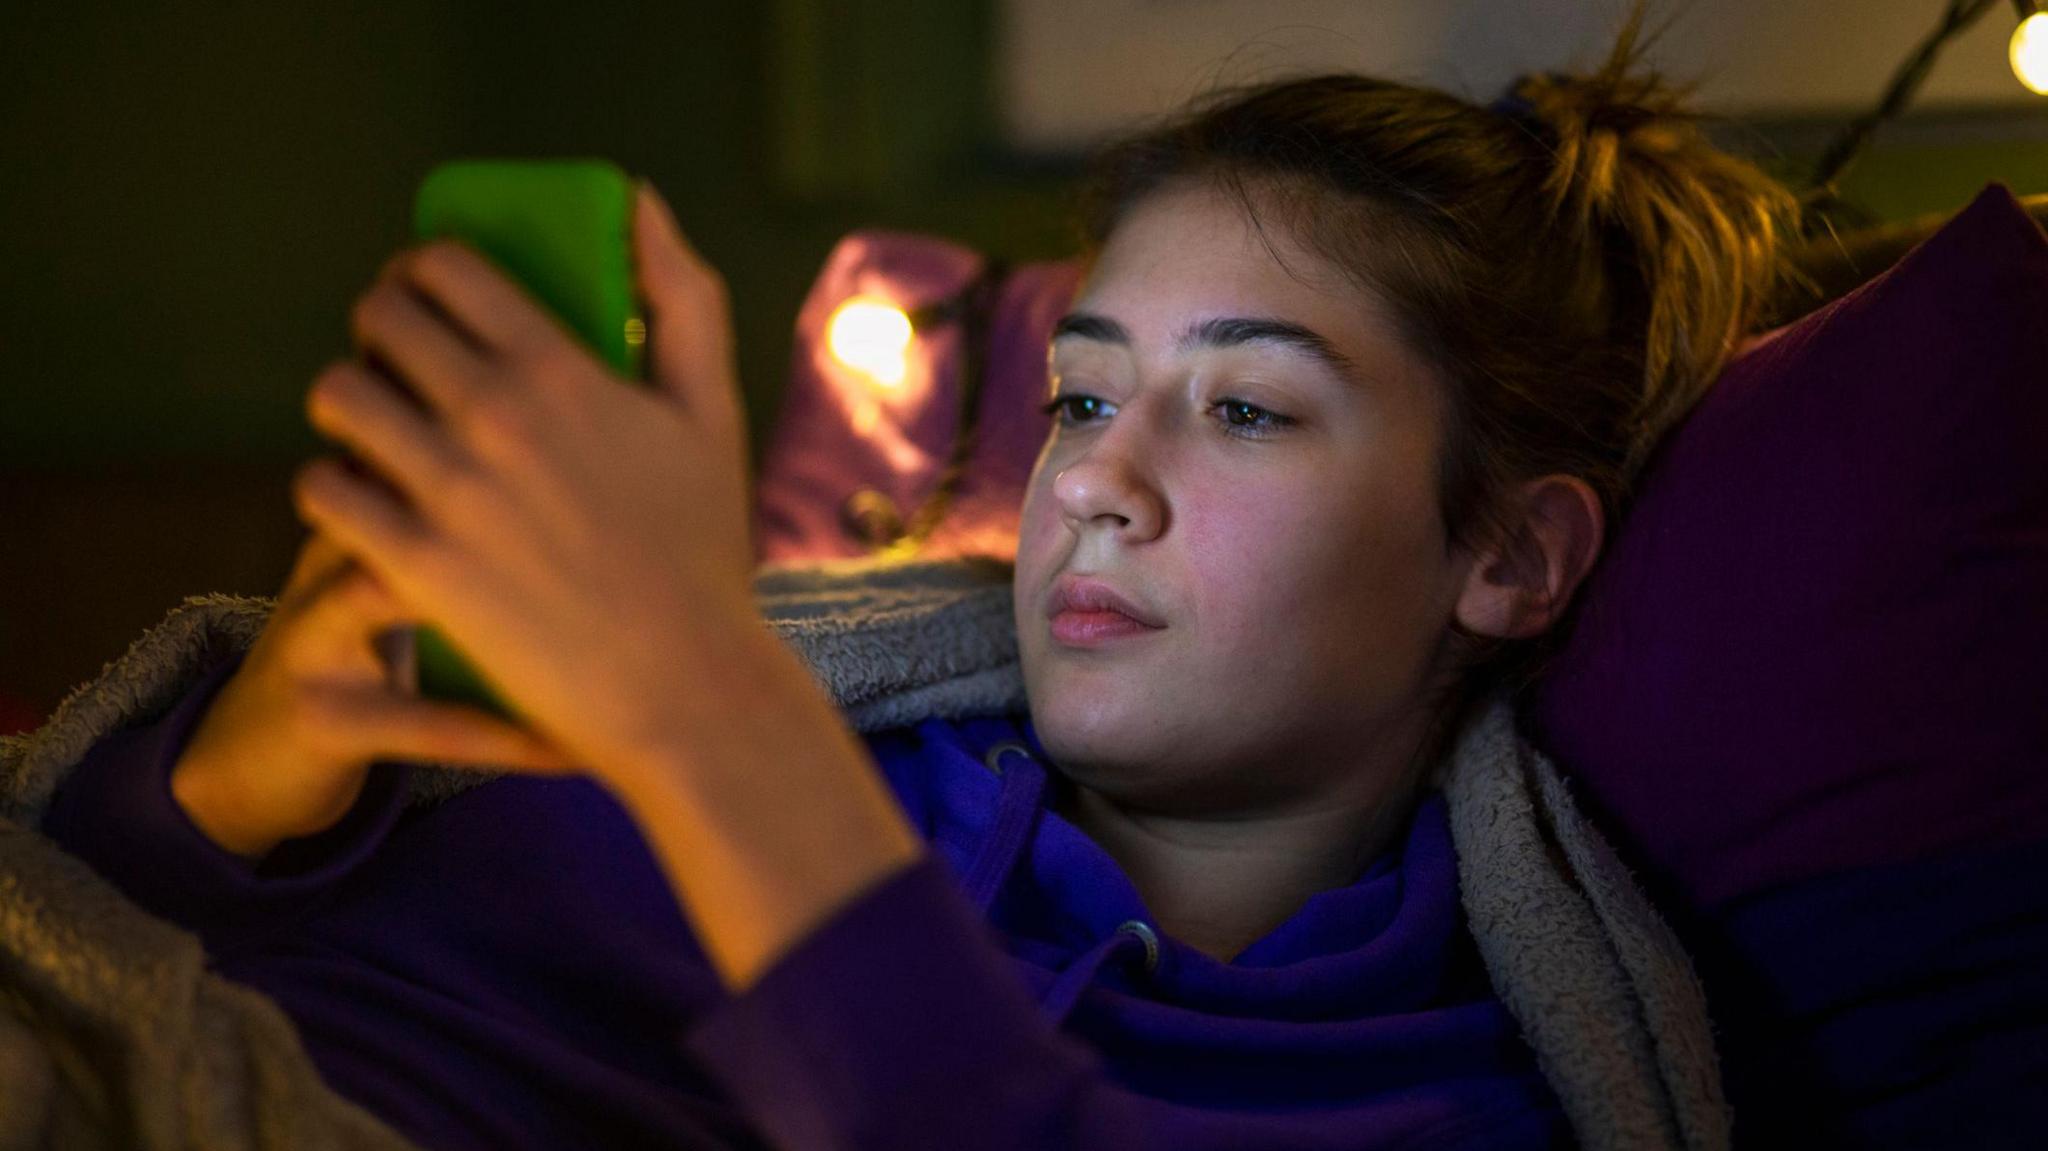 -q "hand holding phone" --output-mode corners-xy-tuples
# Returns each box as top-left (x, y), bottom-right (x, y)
(399, 158), (647, 721)
(299, 162), (757, 788)
(174, 533), (582, 860)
